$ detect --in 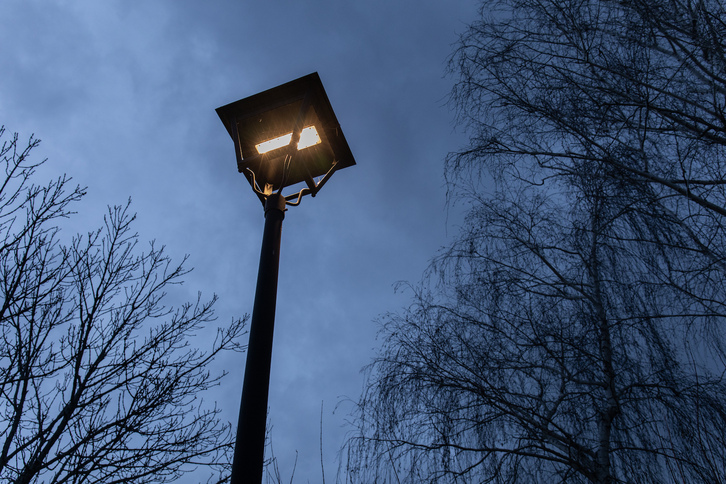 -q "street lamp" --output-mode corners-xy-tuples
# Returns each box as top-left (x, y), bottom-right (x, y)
(216, 72), (356, 483)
